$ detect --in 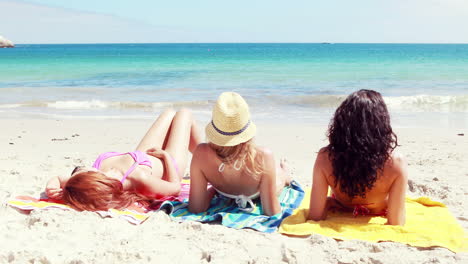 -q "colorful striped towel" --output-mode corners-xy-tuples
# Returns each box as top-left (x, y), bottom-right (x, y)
(160, 180), (305, 233)
(279, 190), (468, 252)
(7, 182), (191, 225)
